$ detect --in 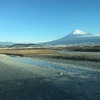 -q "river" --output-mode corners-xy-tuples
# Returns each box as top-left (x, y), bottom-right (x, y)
(11, 56), (100, 79)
